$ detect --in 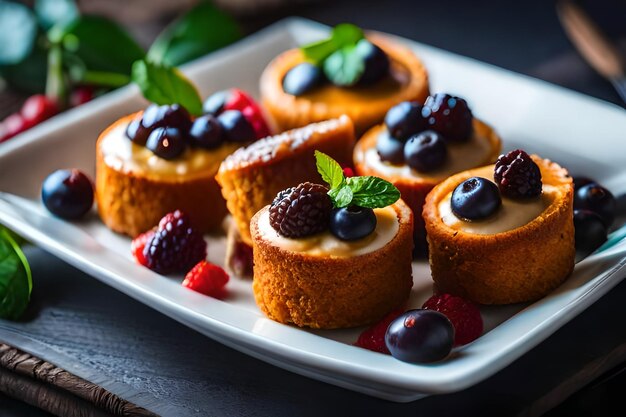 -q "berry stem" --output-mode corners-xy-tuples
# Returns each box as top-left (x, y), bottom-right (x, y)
(45, 44), (67, 110)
